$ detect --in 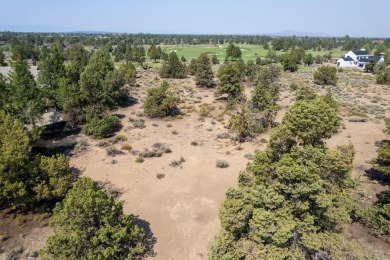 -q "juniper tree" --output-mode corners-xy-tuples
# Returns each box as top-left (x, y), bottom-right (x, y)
(211, 54), (219, 64)
(209, 98), (378, 259)
(188, 58), (198, 75)
(195, 54), (214, 88)
(303, 53), (314, 66)
(314, 65), (338, 85)
(0, 50), (6, 66)
(144, 81), (180, 118)
(42, 177), (146, 260)
(0, 112), (72, 208)
(147, 44), (160, 62)
(58, 50), (128, 123)
(159, 52), (187, 78)
(119, 62), (137, 85)
(215, 63), (243, 105)
(65, 44), (90, 84)
(38, 43), (66, 89)
(7, 57), (42, 125)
